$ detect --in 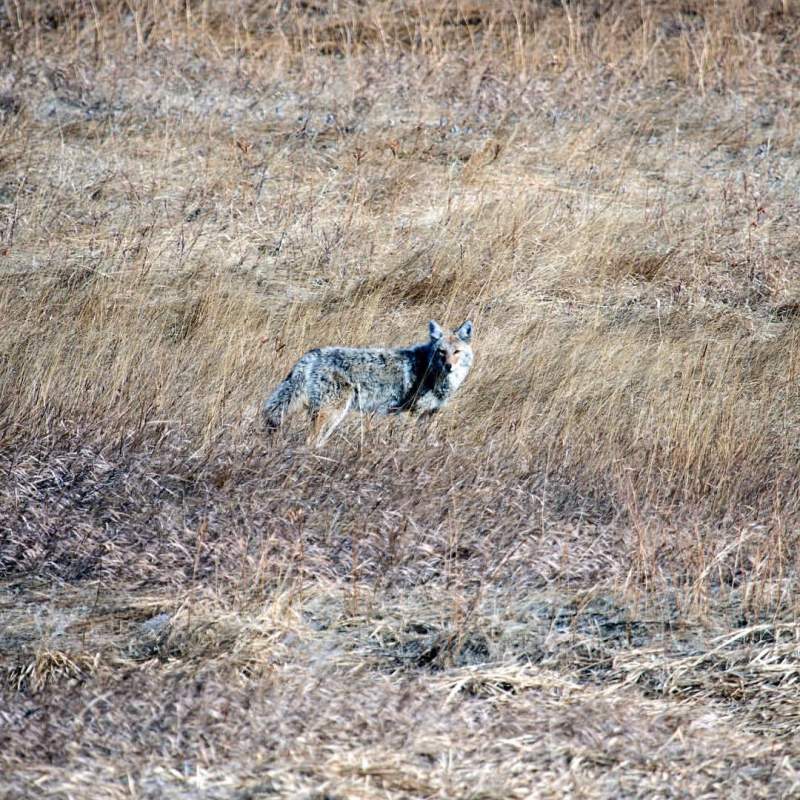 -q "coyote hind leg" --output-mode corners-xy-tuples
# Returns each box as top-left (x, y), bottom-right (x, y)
(309, 389), (354, 448)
